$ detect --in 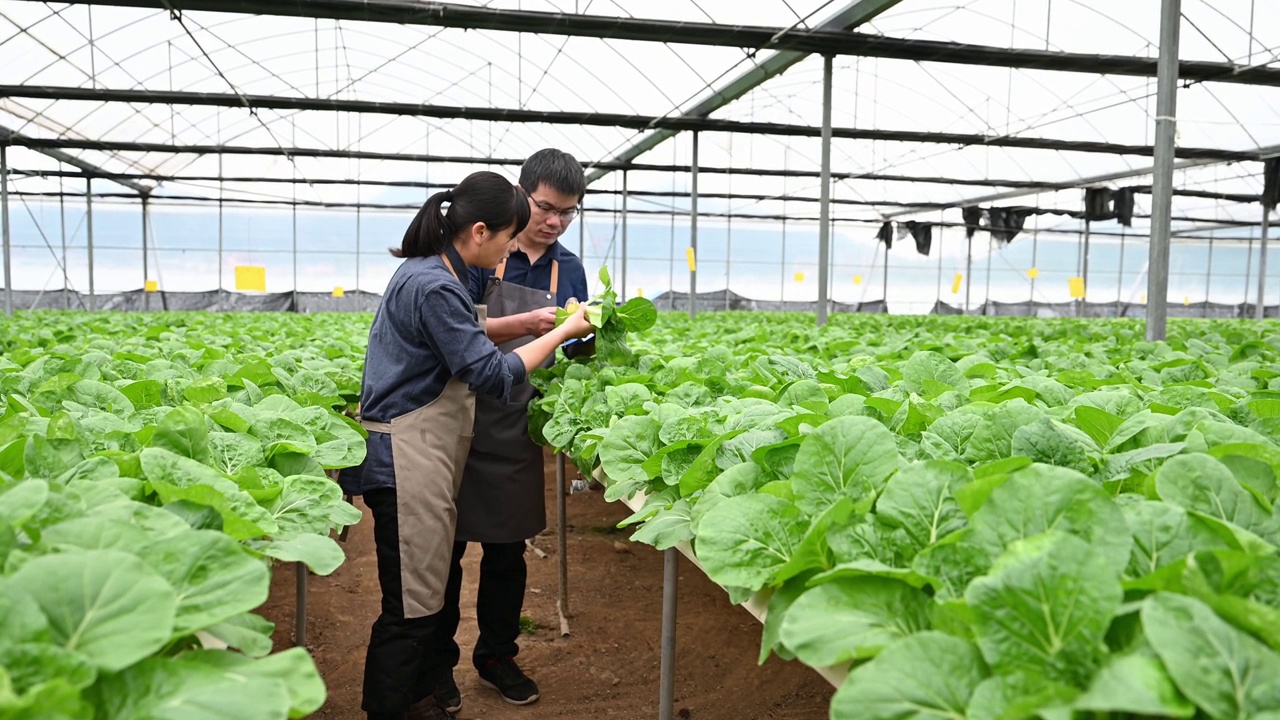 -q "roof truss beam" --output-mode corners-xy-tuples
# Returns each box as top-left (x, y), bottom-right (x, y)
(4, 136), (1269, 178)
(24, 0), (1280, 89)
(12, 167), (1260, 204)
(0, 86), (1256, 161)
(0, 124), (152, 194)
